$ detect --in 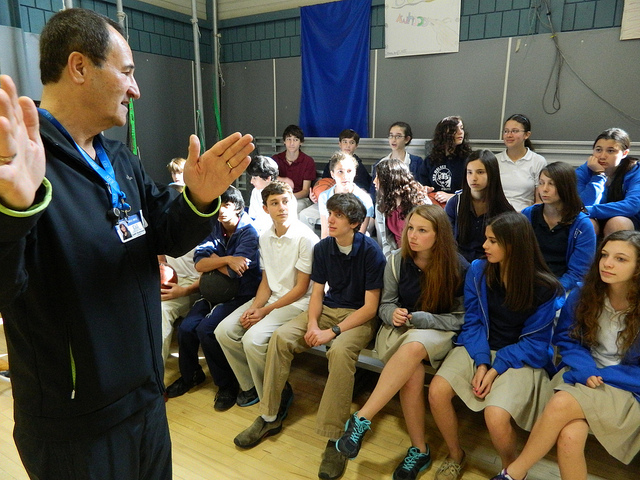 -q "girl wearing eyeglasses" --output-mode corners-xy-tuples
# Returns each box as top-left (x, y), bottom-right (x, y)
(576, 128), (640, 237)
(370, 121), (424, 199)
(496, 114), (547, 212)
